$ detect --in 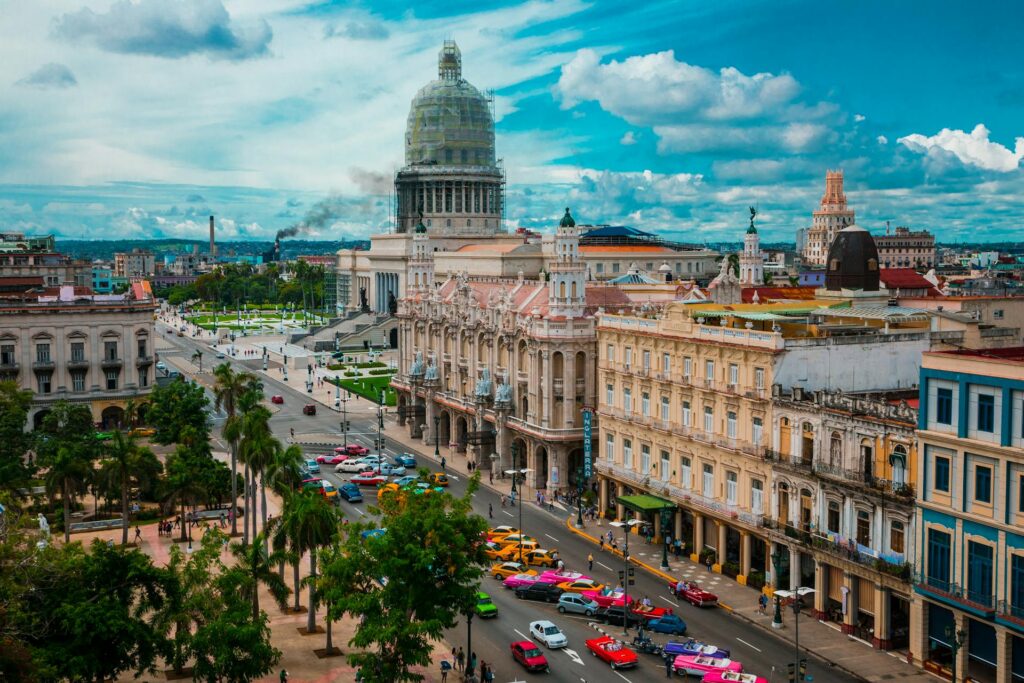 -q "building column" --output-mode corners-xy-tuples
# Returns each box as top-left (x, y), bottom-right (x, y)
(691, 513), (704, 562)
(841, 572), (856, 635)
(953, 612), (969, 683)
(615, 483), (625, 521)
(422, 391), (436, 446)
(996, 626), (1011, 683)
(812, 561), (827, 619)
(739, 531), (752, 581)
(529, 349), (540, 423)
(541, 350), (551, 428)
(715, 521), (727, 572)
(909, 597), (928, 672)
(493, 414), (508, 474)
(674, 510), (683, 545)
(789, 546), (800, 591)
(598, 477), (609, 516)
(873, 585), (891, 649)
(564, 350), (576, 428)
